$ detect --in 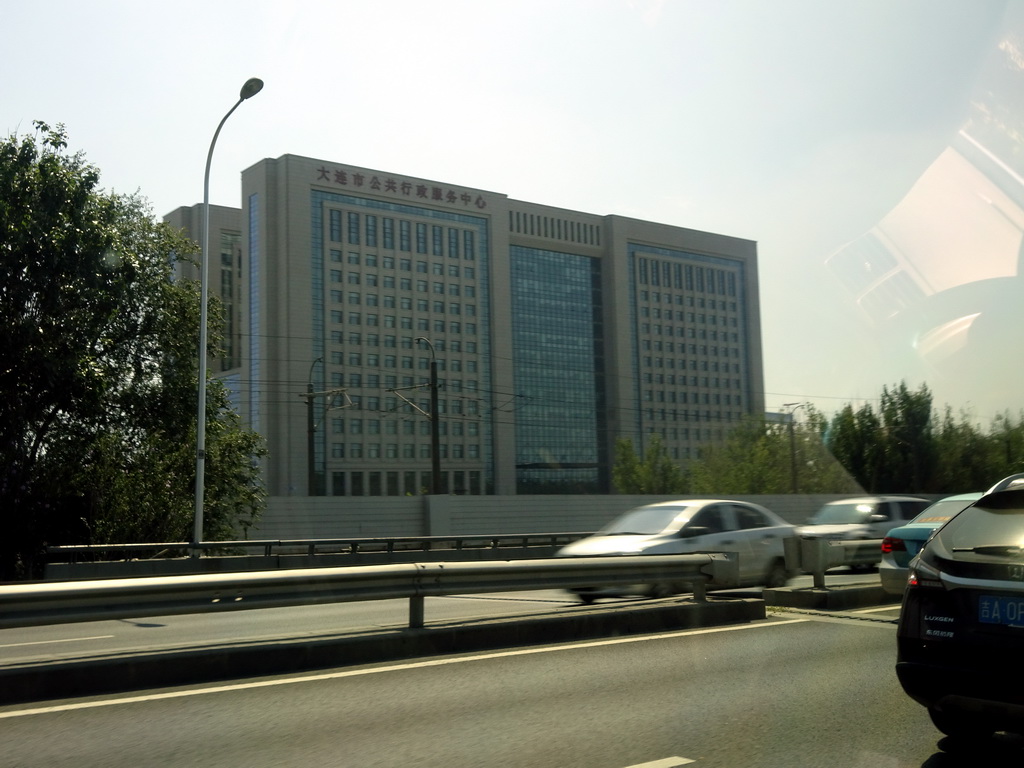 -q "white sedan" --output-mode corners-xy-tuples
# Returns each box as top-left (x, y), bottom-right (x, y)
(556, 499), (796, 602)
